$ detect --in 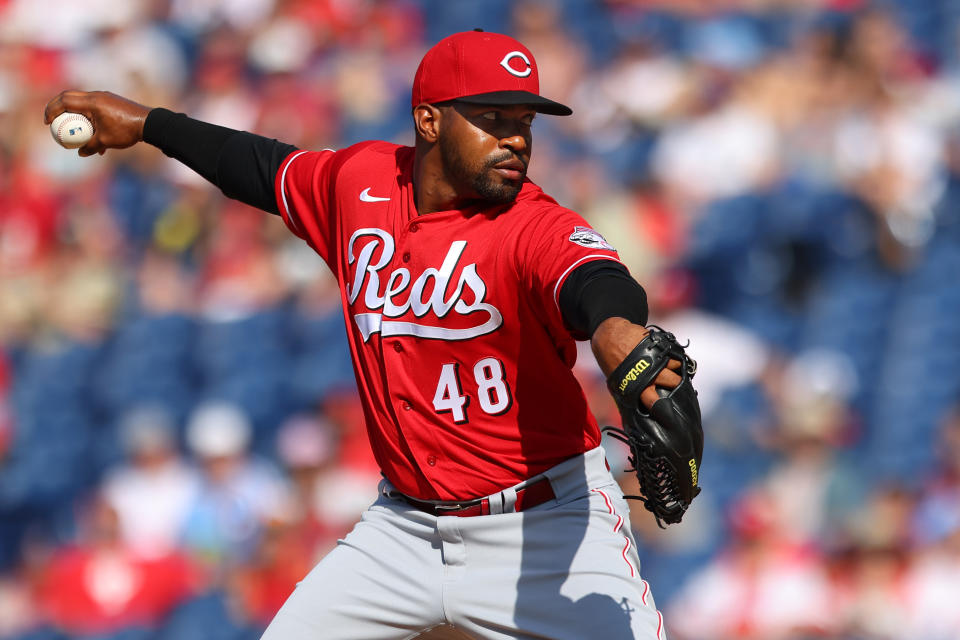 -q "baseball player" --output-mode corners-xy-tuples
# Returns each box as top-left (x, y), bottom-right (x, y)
(45, 30), (702, 640)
